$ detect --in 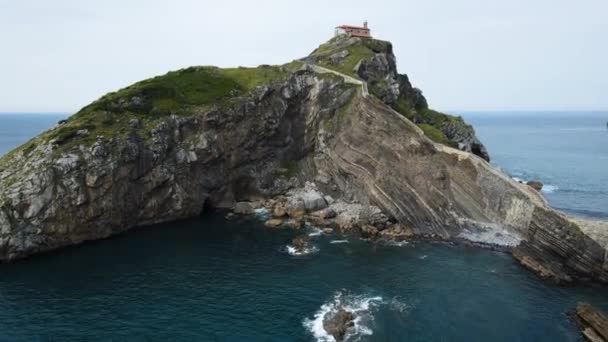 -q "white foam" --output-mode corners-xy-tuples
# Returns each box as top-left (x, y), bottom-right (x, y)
(330, 240), (349, 244)
(308, 228), (324, 237)
(512, 176), (525, 184)
(387, 297), (412, 314)
(254, 207), (270, 220)
(286, 245), (319, 256)
(385, 240), (409, 247)
(303, 292), (384, 342)
(541, 184), (559, 194)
